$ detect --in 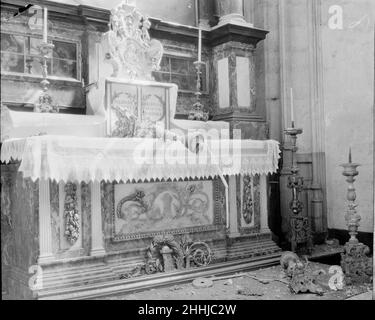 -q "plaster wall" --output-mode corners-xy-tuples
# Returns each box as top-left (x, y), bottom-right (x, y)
(321, 0), (374, 233)
(255, 0), (374, 234)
